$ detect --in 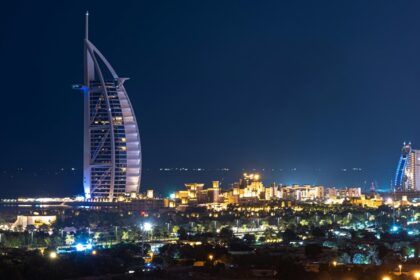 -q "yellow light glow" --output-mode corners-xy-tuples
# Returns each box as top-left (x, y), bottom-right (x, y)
(92, 250), (97, 255)
(382, 276), (391, 280)
(49, 251), (57, 259)
(208, 254), (214, 261)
